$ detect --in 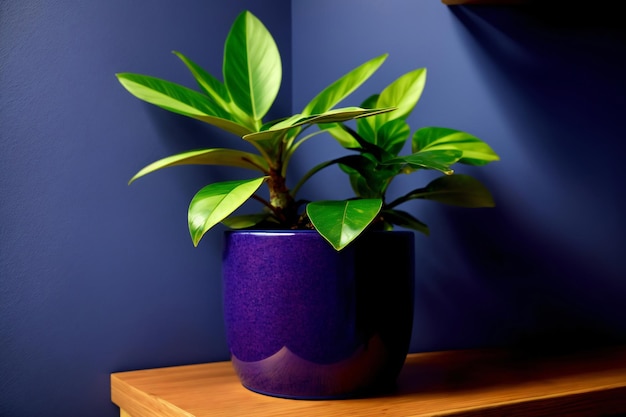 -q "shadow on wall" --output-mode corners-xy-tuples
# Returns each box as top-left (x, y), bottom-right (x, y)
(439, 4), (626, 352)
(450, 3), (625, 177)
